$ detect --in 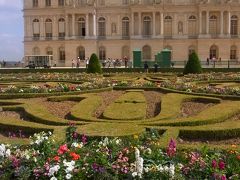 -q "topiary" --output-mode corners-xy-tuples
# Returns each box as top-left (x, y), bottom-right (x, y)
(183, 52), (202, 75)
(87, 53), (102, 74)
